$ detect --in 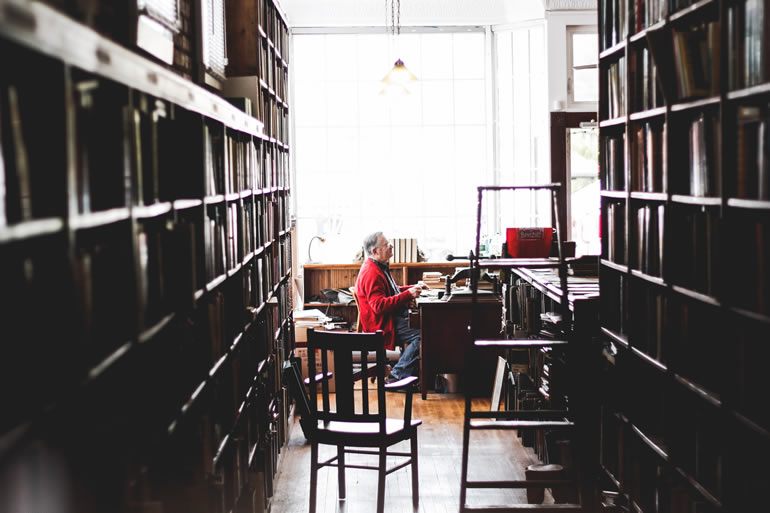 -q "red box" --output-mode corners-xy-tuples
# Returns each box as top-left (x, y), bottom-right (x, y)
(506, 227), (553, 258)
